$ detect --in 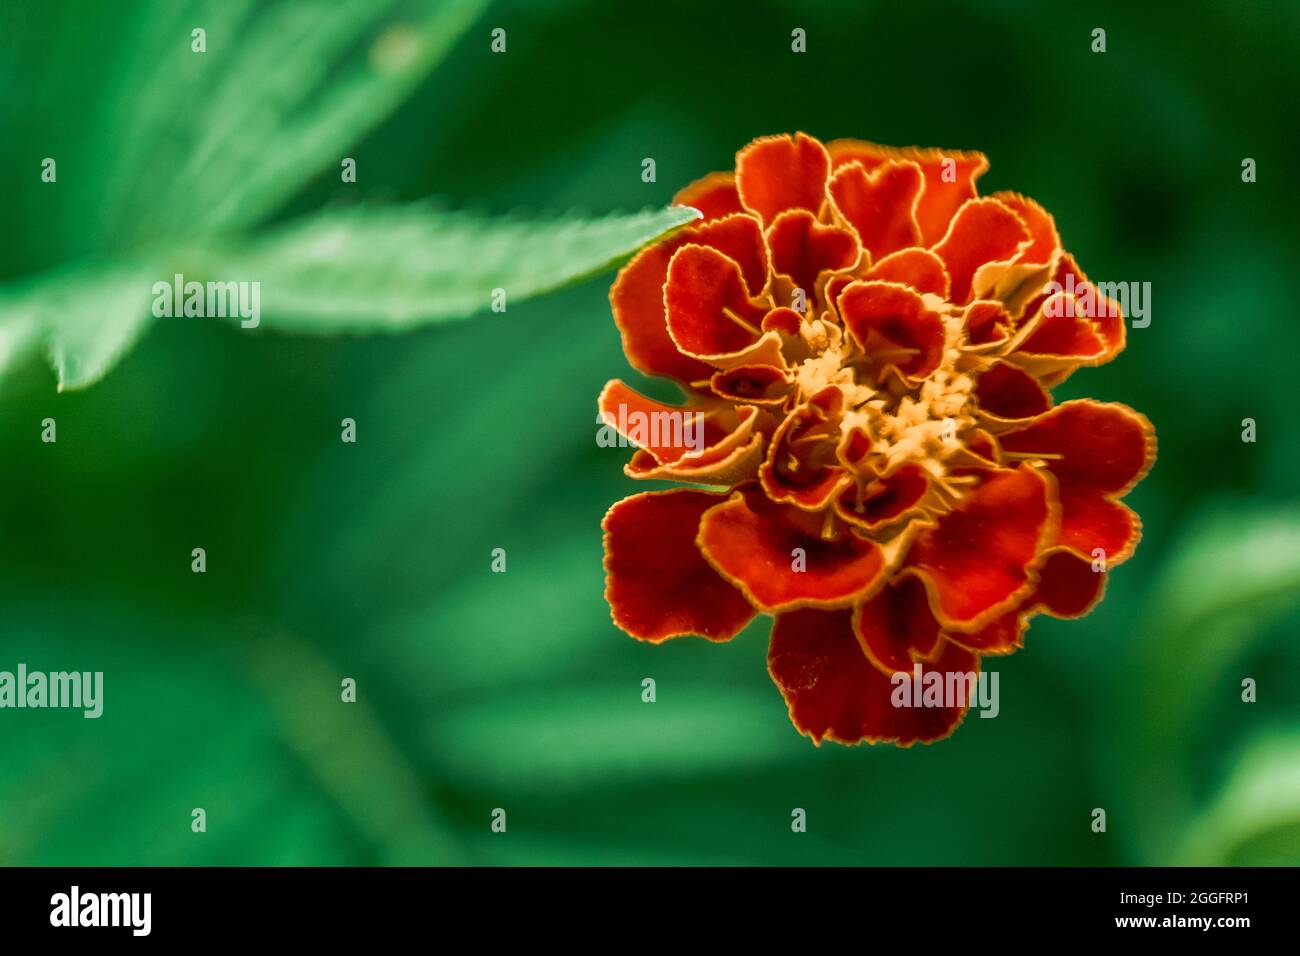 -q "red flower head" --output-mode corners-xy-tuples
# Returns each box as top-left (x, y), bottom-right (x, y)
(599, 133), (1155, 746)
